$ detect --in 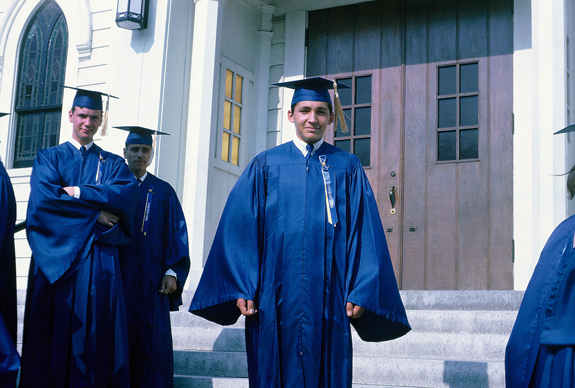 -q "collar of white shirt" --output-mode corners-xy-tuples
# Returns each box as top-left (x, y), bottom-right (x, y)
(293, 137), (323, 157)
(69, 138), (94, 151)
(136, 171), (148, 184)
